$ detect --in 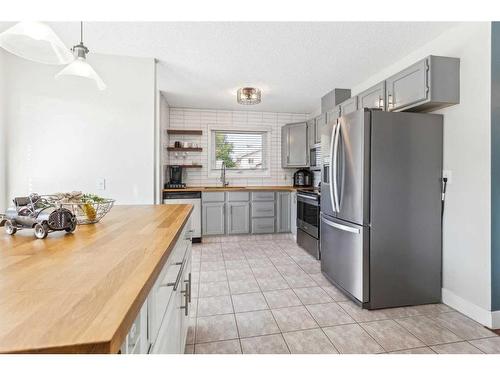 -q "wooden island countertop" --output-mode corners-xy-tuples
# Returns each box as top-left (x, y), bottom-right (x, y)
(0, 204), (193, 354)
